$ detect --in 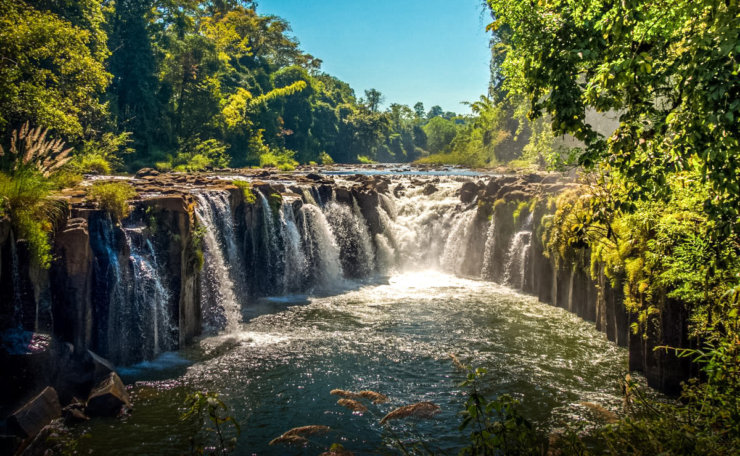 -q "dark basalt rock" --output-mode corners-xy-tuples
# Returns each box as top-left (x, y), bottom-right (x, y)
(85, 372), (131, 417)
(134, 168), (159, 178)
(459, 181), (480, 204)
(7, 387), (61, 438)
(422, 183), (438, 195)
